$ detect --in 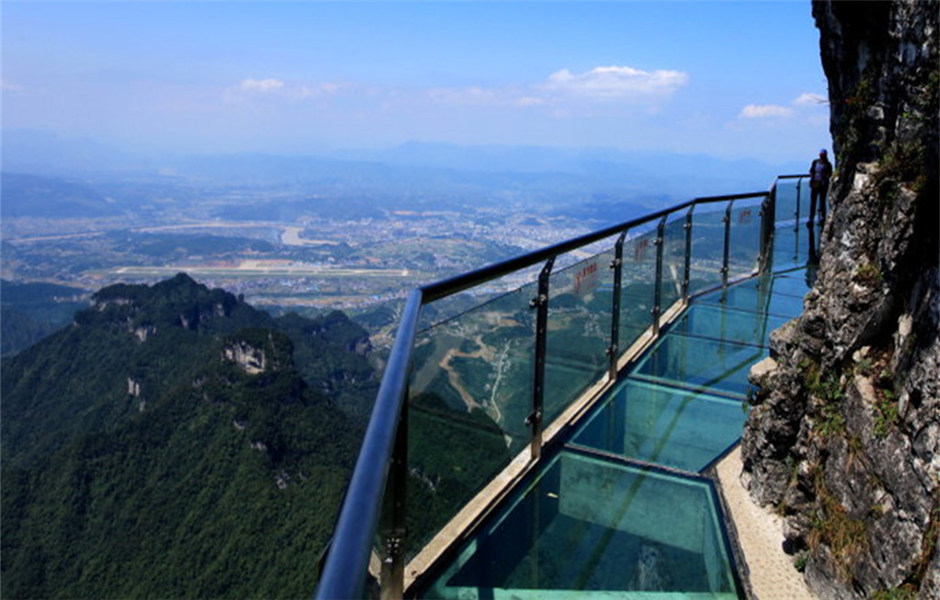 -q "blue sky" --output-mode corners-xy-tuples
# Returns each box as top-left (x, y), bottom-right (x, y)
(2, 1), (830, 163)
